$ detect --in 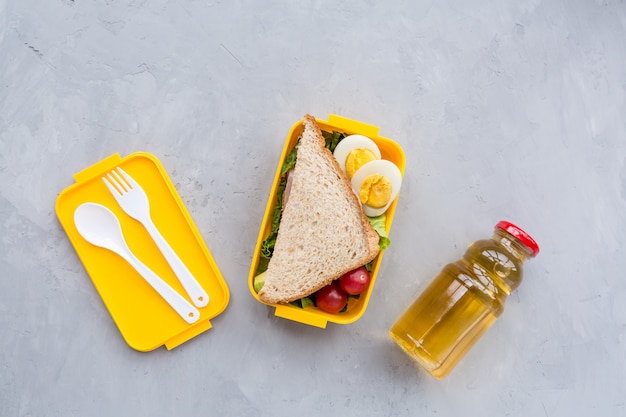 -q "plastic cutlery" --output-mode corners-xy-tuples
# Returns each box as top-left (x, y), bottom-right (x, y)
(102, 167), (209, 308)
(73, 202), (200, 324)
